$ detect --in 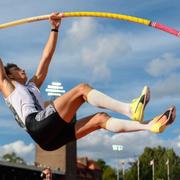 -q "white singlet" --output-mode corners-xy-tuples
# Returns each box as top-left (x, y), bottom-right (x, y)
(5, 81), (44, 130)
